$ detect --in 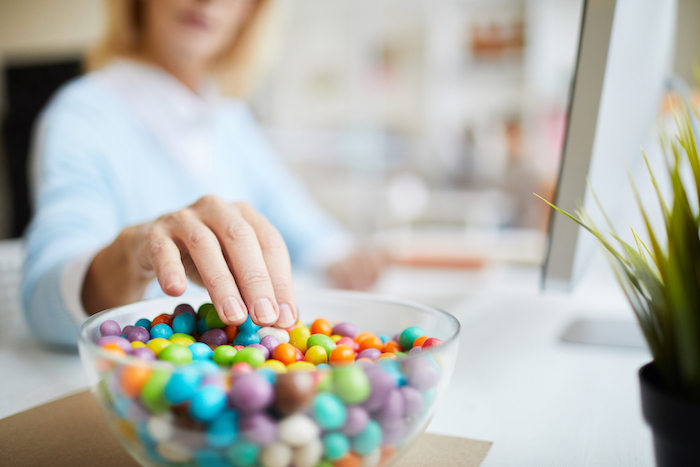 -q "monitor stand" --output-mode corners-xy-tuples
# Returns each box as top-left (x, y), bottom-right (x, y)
(560, 318), (647, 349)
